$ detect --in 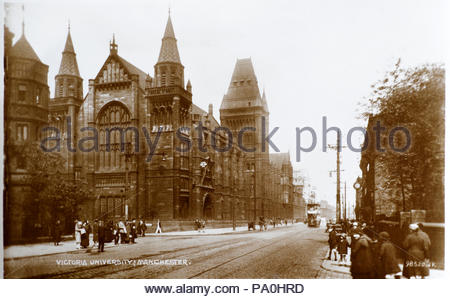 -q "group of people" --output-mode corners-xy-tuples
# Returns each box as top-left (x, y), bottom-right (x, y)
(194, 219), (206, 233)
(328, 221), (432, 279)
(74, 218), (154, 252)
